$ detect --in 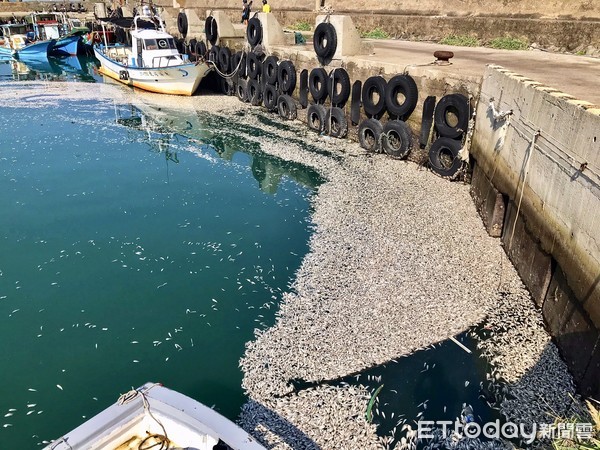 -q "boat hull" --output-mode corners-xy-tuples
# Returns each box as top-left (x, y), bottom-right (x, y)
(51, 34), (80, 56)
(15, 39), (55, 59)
(94, 47), (211, 96)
